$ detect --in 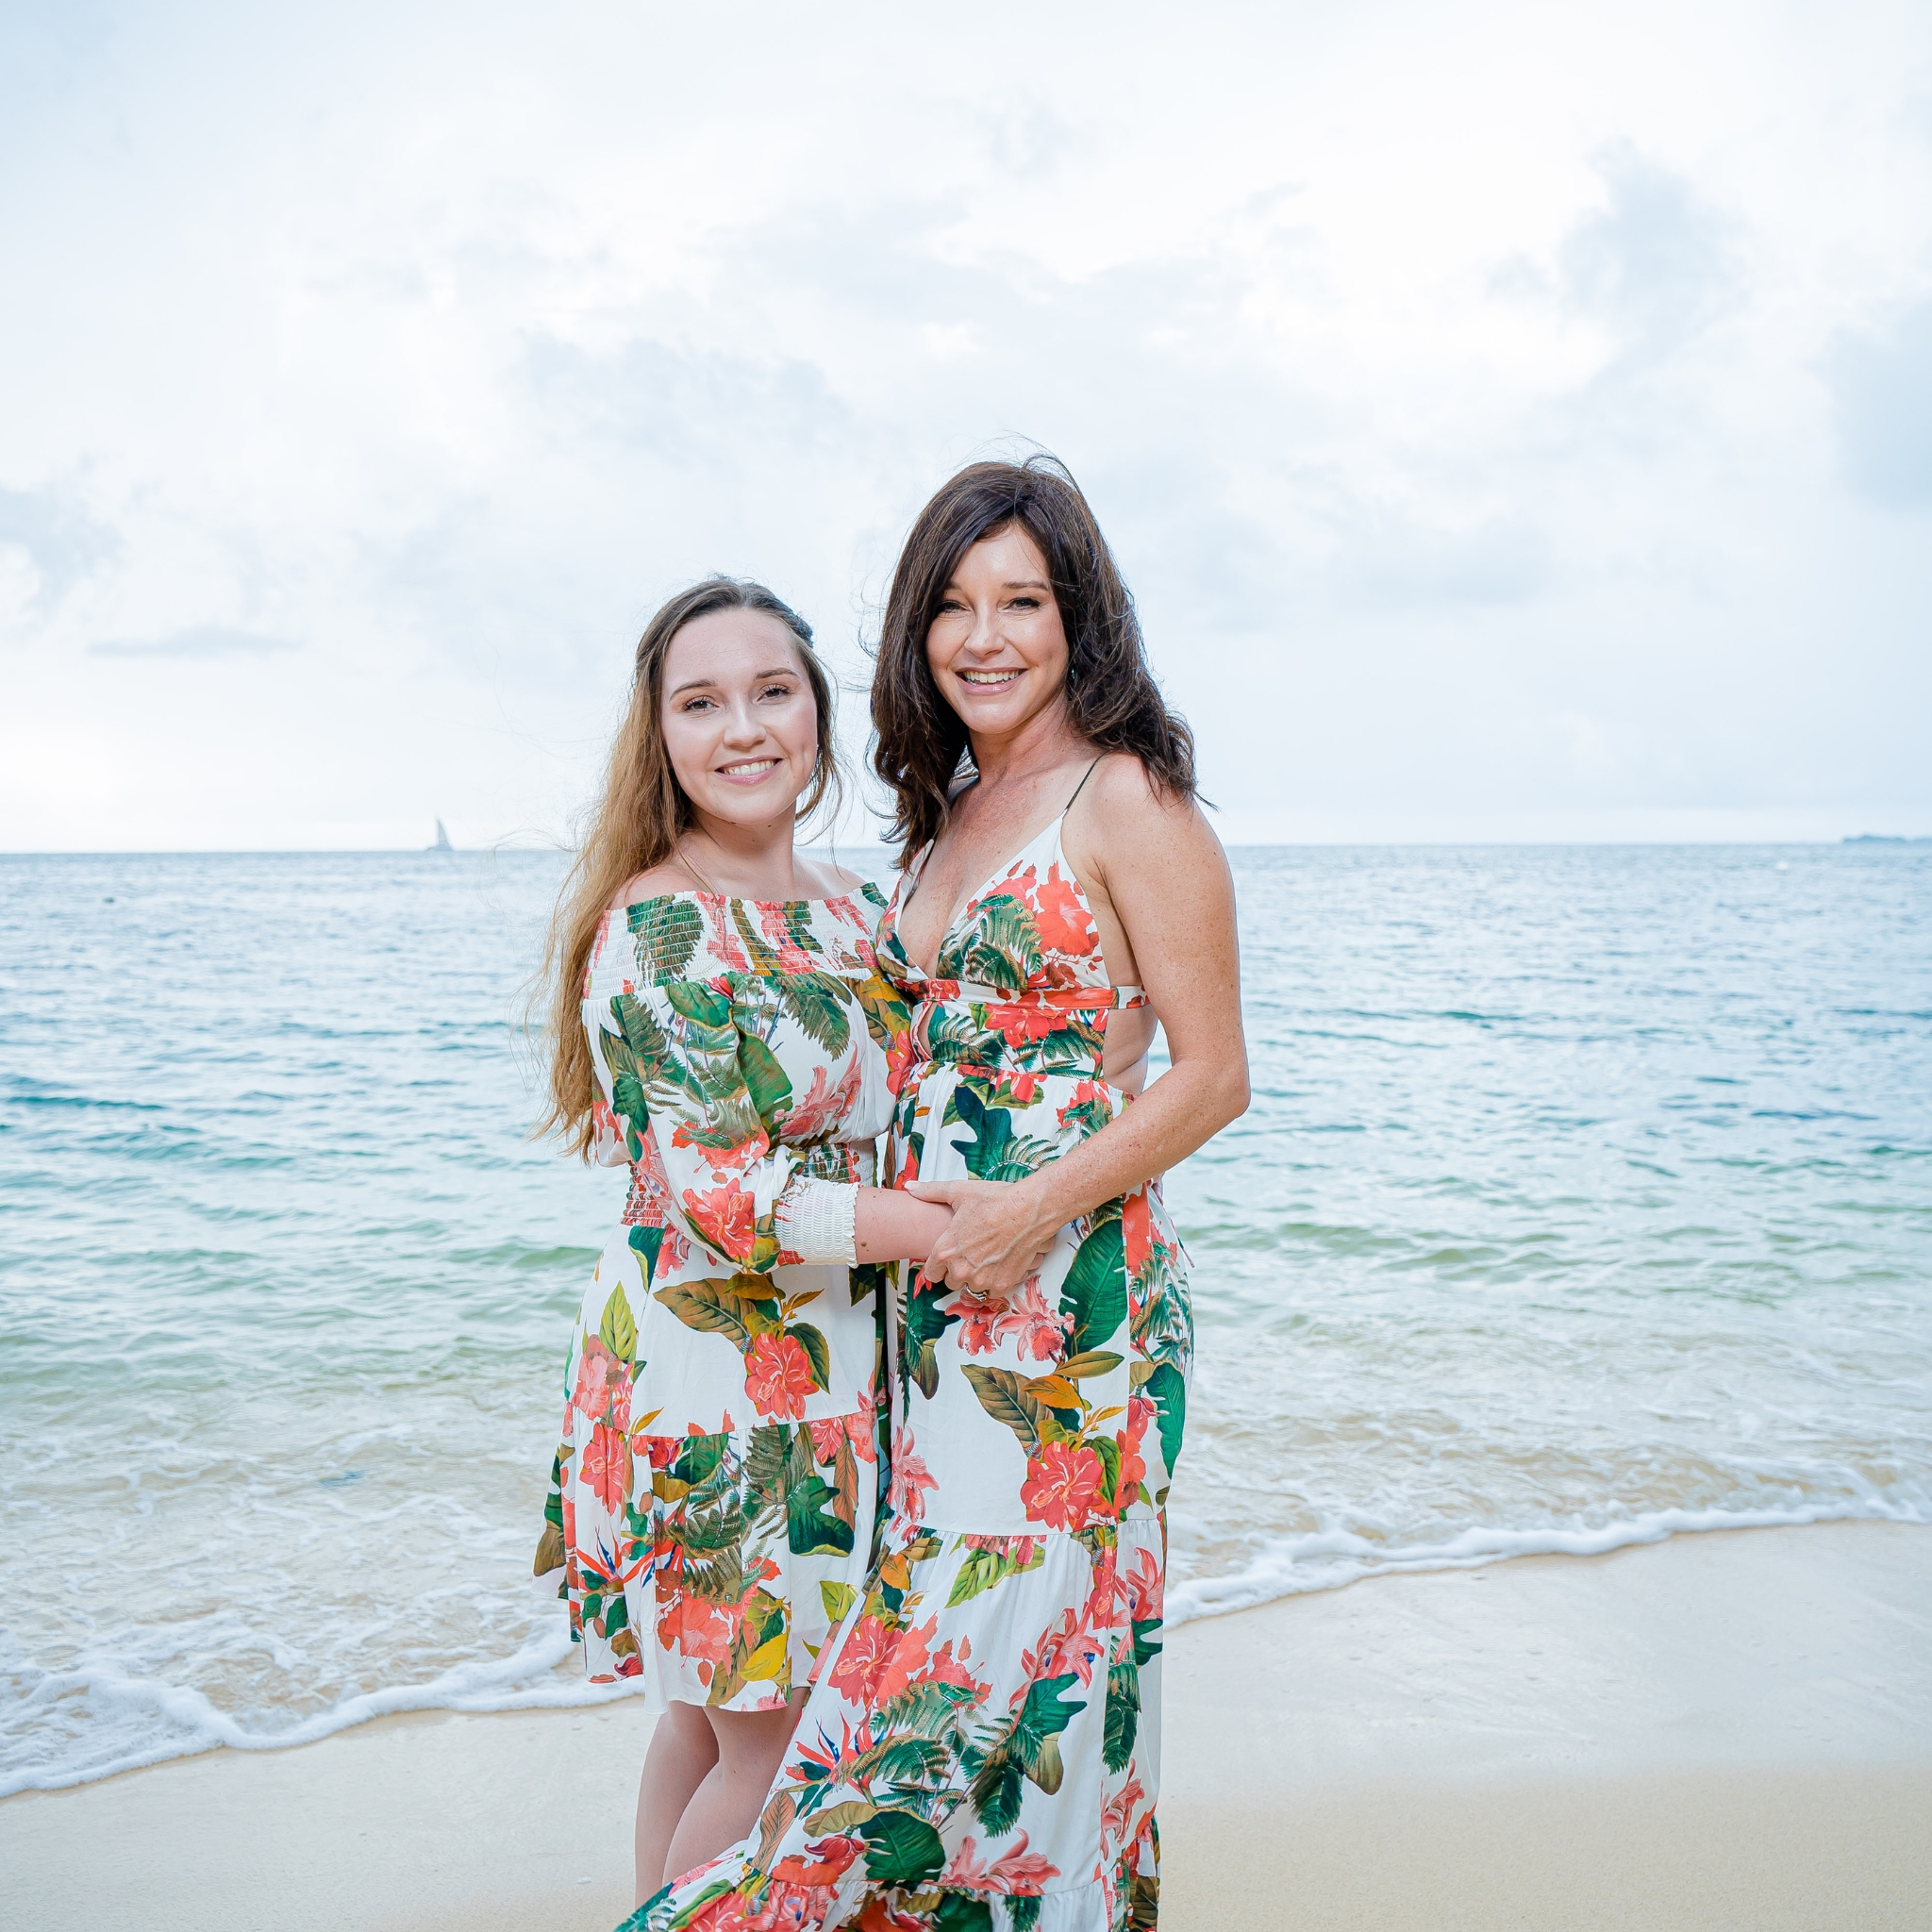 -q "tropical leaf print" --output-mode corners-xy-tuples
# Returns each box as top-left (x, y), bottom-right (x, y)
(775, 971), (854, 1057)
(1139, 1359), (1187, 1494)
(945, 891), (1042, 993)
(783, 901), (825, 958)
(856, 971), (911, 1051)
(598, 1024), (653, 1158)
(1058, 1211), (1128, 1357)
(944, 1536), (1045, 1608)
(598, 1282), (638, 1365)
(903, 1275), (962, 1399)
(628, 896), (705, 982)
(656, 1278), (756, 1349)
(960, 1365), (1050, 1453)
(944, 1082), (1059, 1182)
(737, 1031), (794, 1129)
